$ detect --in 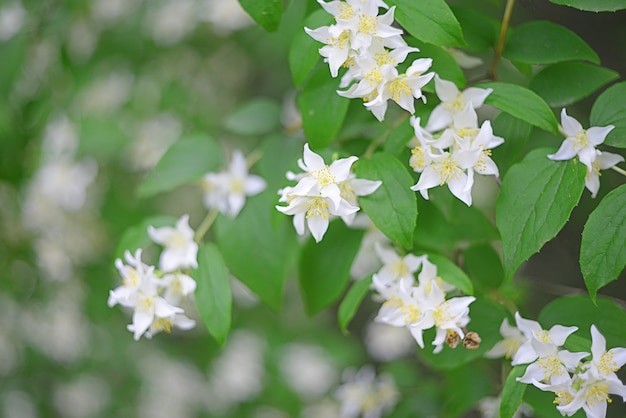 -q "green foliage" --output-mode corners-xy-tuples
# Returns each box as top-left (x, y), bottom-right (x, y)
(238, 0), (283, 32)
(387, 0), (465, 47)
(355, 153), (417, 249)
(491, 112), (533, 178)
(539, 295), (626, 348)
(580, 184), (626, 300)
(476, 82), (558, 133)
(590, 81), (626, 148)
(114, 215), (177, 260)
(195, 243), (232, 345)
(408, 40), (465, 89)
(463, 244), (504, 291)
(297, 66), (350, 150)
(224, 98), (282, 136)
(549, 0), (626, 12)
(500, 365), (528, 418)
(79, 117), (129, 160)
(451, 6), (498, 52)
(496, 148), (587, 280)
(215, 192), (298, 311)
(299, 221), (364, 315)
(138, 134), (222, 198)
(426, 253), (473, 295)
(504, 21), (599, 65)
(338, 276), (373, 333)
(288, 9), (332, 86)
(529, 61), (619, 108)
